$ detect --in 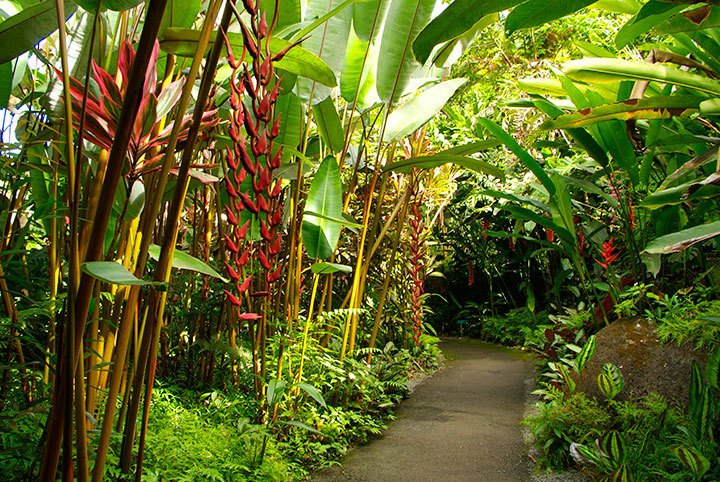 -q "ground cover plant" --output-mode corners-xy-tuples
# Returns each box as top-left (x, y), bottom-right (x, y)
(2, 0), (720, 480)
